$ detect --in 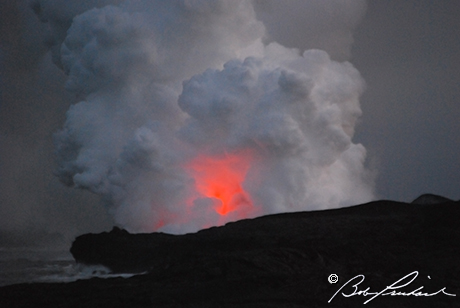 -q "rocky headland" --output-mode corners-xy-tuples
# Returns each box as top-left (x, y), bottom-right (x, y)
(1, 195), (459, 307)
